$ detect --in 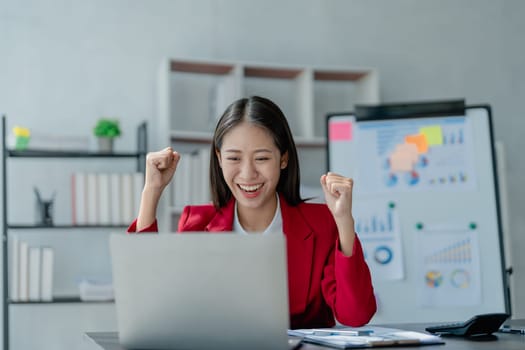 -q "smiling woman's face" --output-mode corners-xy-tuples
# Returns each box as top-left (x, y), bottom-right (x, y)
(216, 121), (288, 213)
